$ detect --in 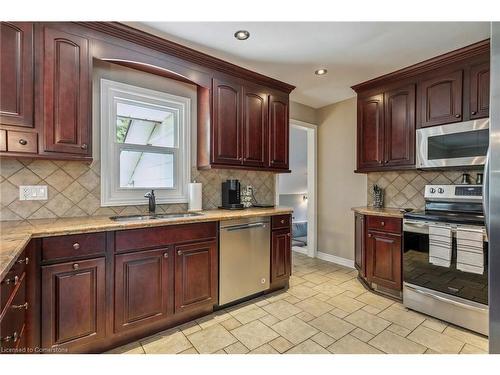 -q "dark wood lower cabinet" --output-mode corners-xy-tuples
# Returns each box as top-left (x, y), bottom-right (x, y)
(354, 213), (365, 277)
(271, 228), (291, 287)
(114, 248), (173, 333)
(174, 240), (217, 313)
(366, 230), (402, 291)
(41, 257), (105, 351)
